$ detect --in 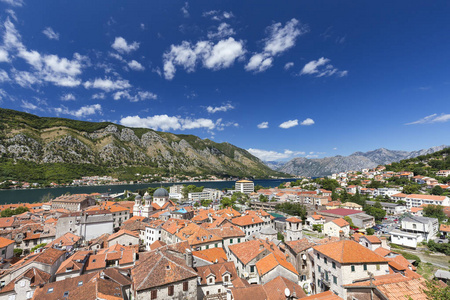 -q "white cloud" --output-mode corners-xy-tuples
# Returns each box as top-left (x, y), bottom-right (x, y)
(120, 115), (222, 132)
(3, 19), (86, 88)
(163, 37), (245, 80)
(109, 52), (125, 62)
(257, 121), (269, 129)
(0, 70), (10, 82)
(203, 10), (234, 21)
(0, 0), (24, 7)
(206, 103), (234, 113)
(247, 148), (305, 161)
(92, 93), (105, 99)
(203, 37), (245, 70)
(406, 113), (450, 125)
(113, 90), (157, 102)
(55, 104), (102, 118)
(246, 19), (307, 73)
(111, 37), (140, 54)
(83, 78), (131, 92)
(140, 23), (146, 30)
(284, 62), (294, 70)
(61, 93), (75, 101)
(21, 100), (39, 111)
(207, 23), (235, 39)
(127, 60), (145, 71)
(279, 119), (298, 129)
(42, 27), (59, 40)
(181, 2), (189, 18)
(245, 53), (273, 73)
(0, 48), (9, 62)
(300, 57), (347, 77)
(333, 147), (337, 150)
(300, 118), (315, 126)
